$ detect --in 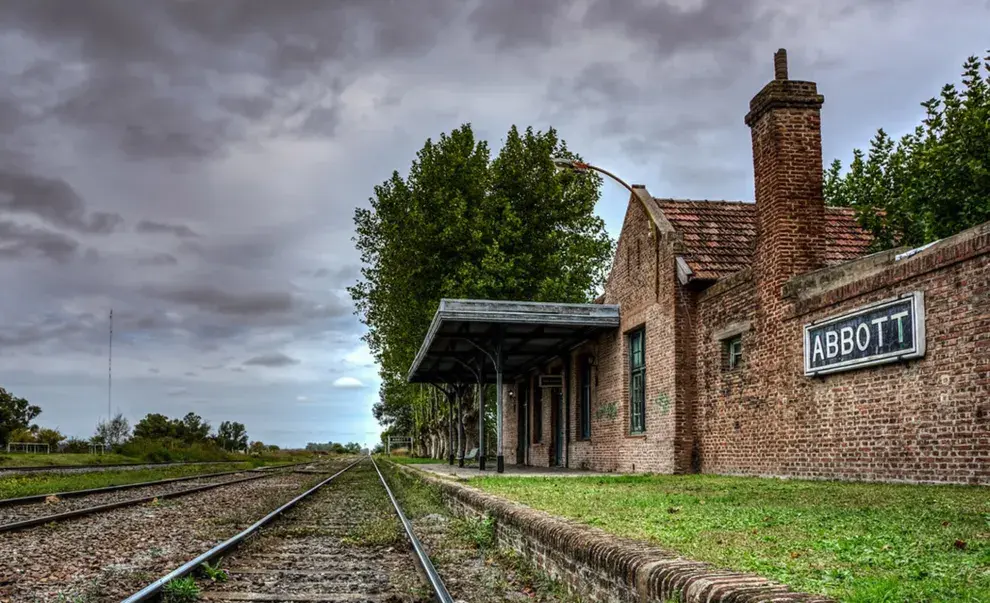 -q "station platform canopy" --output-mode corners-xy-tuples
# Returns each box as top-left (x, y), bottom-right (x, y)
(407, 298), (621, 384)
